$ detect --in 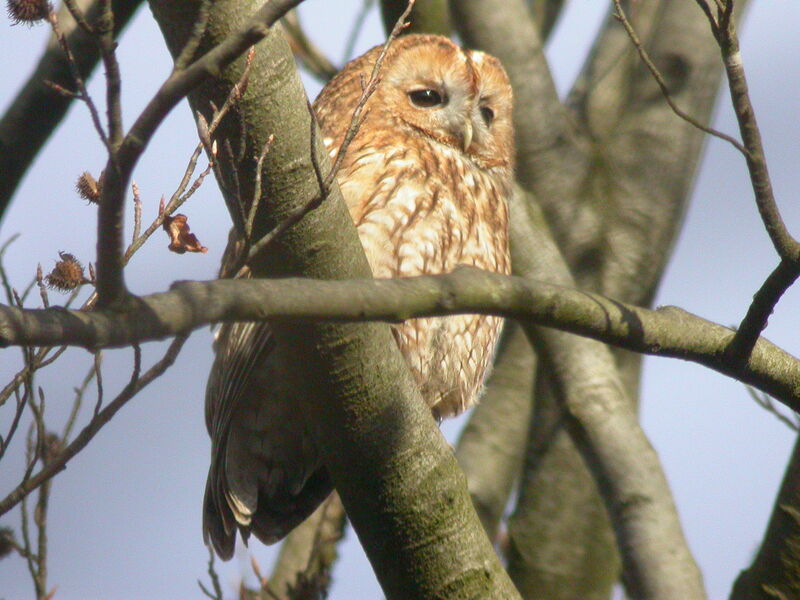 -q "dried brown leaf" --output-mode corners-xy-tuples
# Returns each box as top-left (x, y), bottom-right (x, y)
(162, 213), (208, 254)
